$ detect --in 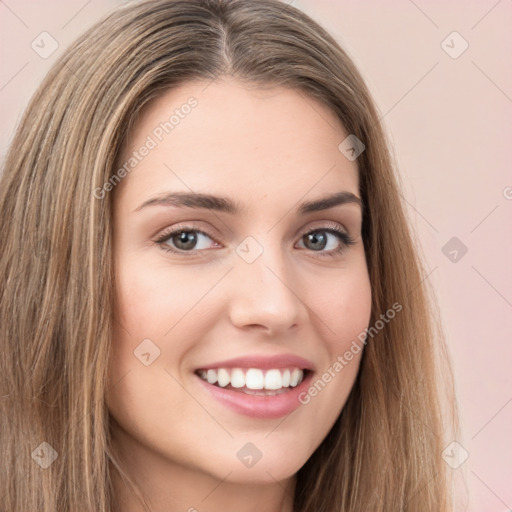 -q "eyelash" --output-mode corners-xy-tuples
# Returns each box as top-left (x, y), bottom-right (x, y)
(154, 222), (356, 259)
